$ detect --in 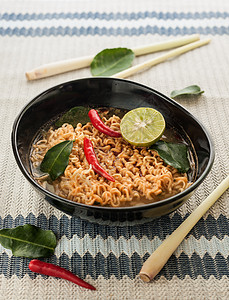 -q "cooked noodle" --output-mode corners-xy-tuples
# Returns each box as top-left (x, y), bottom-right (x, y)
(31, 114), (191, 207)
